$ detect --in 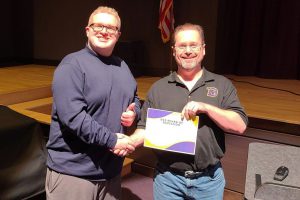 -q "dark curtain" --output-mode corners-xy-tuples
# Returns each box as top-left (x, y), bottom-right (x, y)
(215, 0), (300, 79)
